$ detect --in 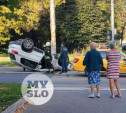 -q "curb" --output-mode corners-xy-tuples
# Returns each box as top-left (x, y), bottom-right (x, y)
(2, 98), (27, 113)
(0, 67), (44, 74)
